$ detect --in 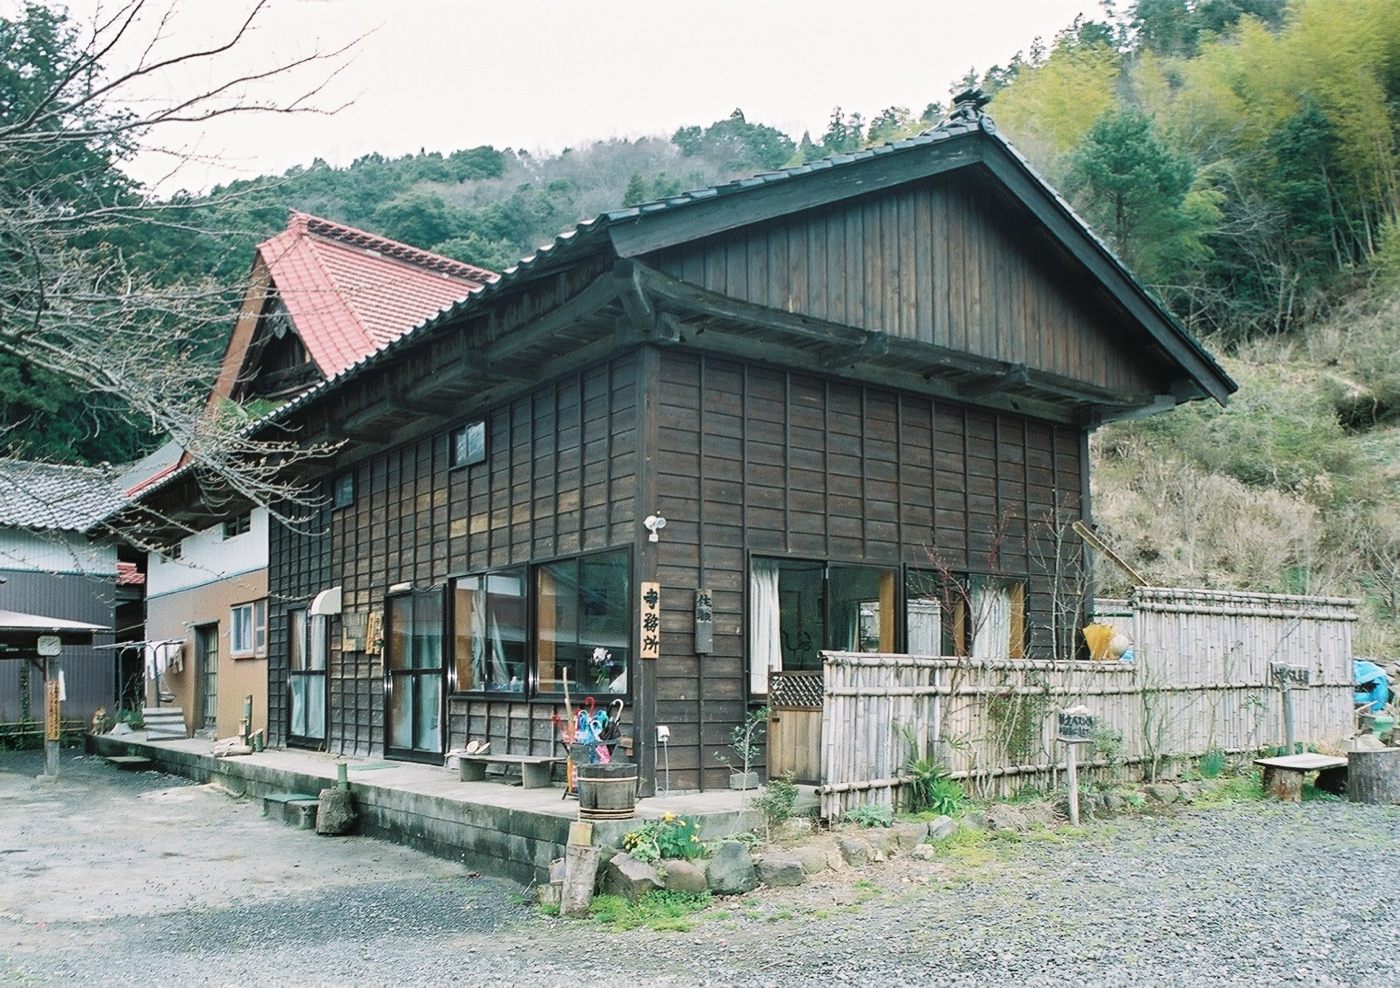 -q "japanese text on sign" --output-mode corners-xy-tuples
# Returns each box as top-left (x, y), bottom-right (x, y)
(640, 582), (661, 660)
